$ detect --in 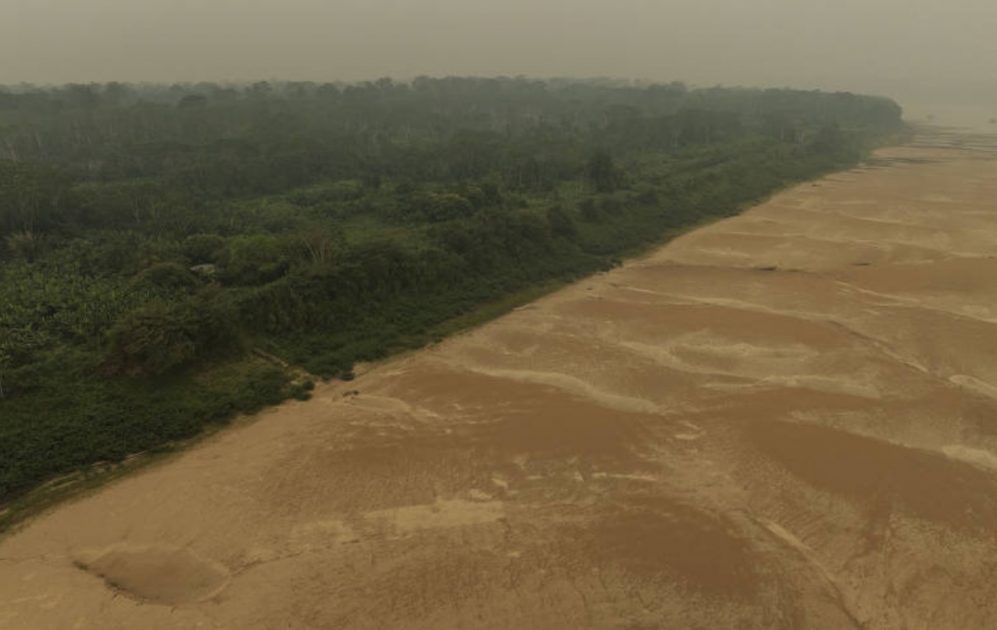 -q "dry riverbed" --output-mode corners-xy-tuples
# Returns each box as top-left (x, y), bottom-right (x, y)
(3, 130), (997, 629)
